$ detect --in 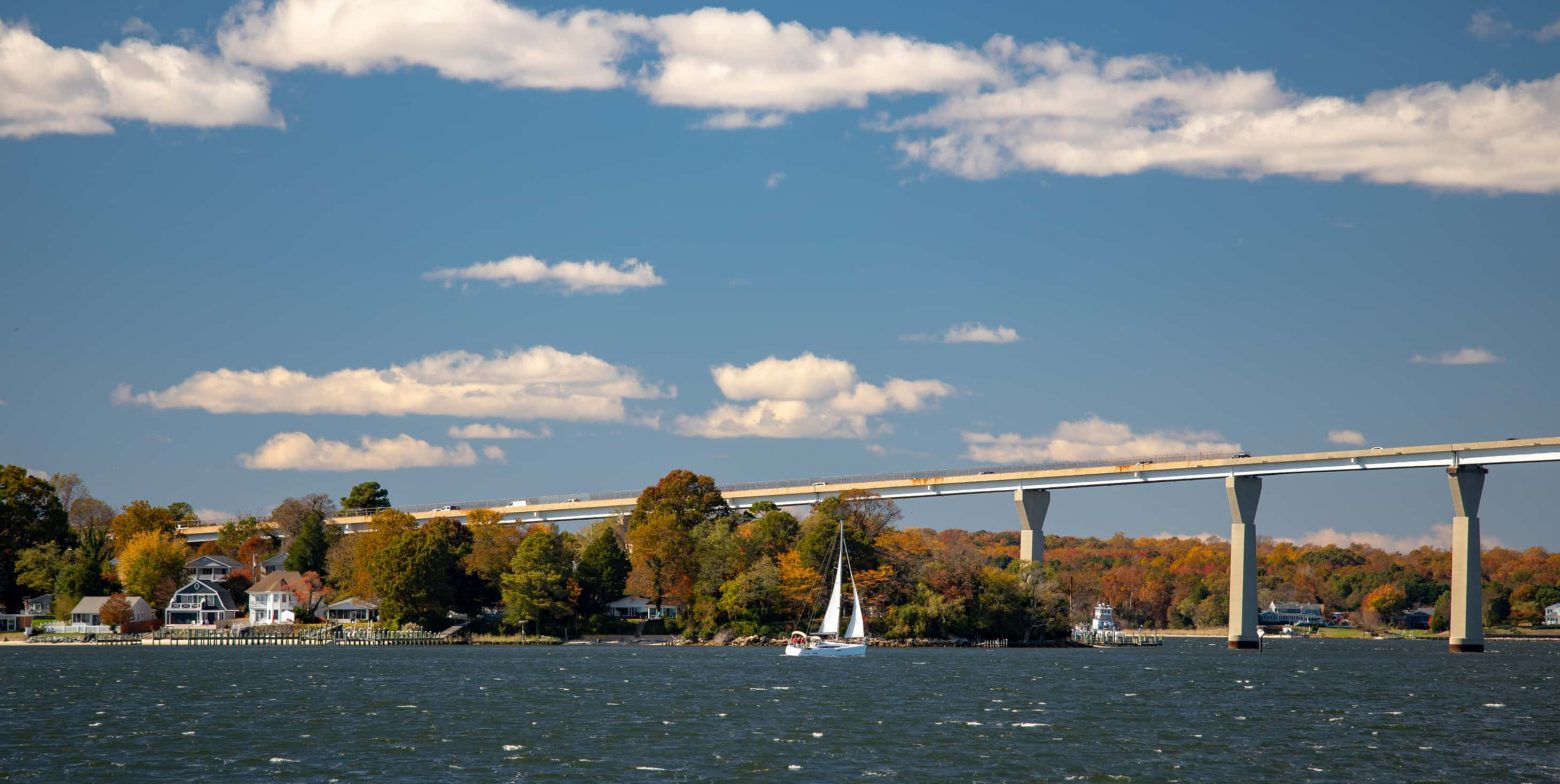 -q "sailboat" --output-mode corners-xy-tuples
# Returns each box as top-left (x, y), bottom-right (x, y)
(785, 522), (868, 657)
